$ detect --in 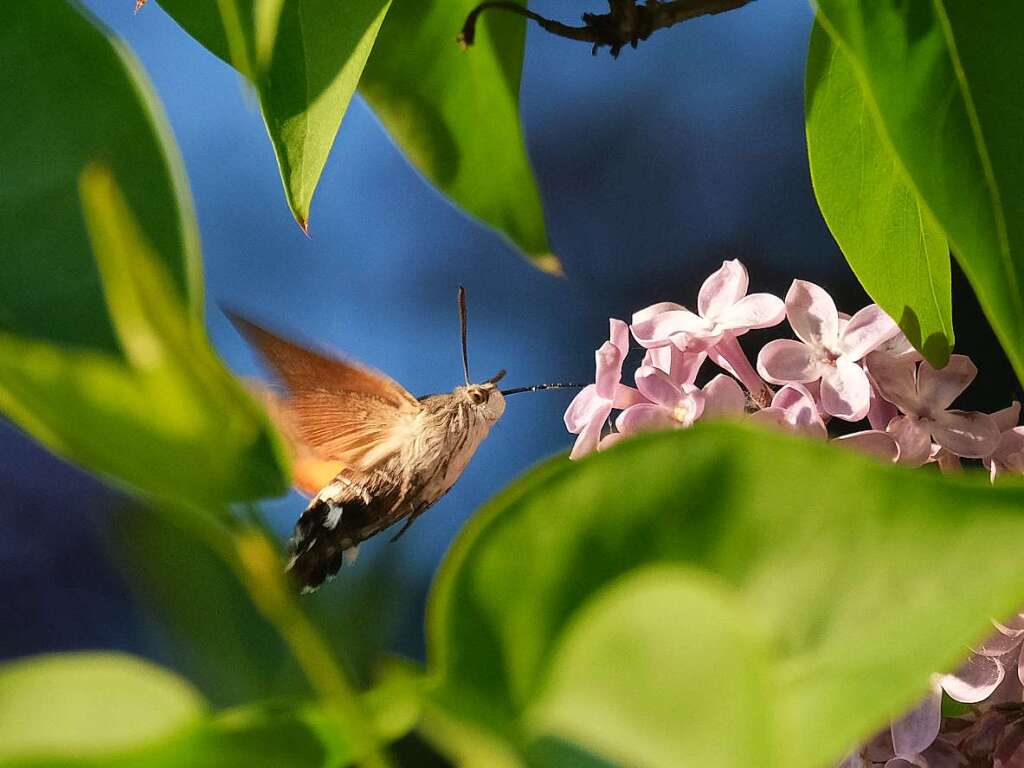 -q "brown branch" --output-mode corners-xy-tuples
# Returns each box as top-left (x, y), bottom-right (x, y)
(458, 0), (756, 57)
